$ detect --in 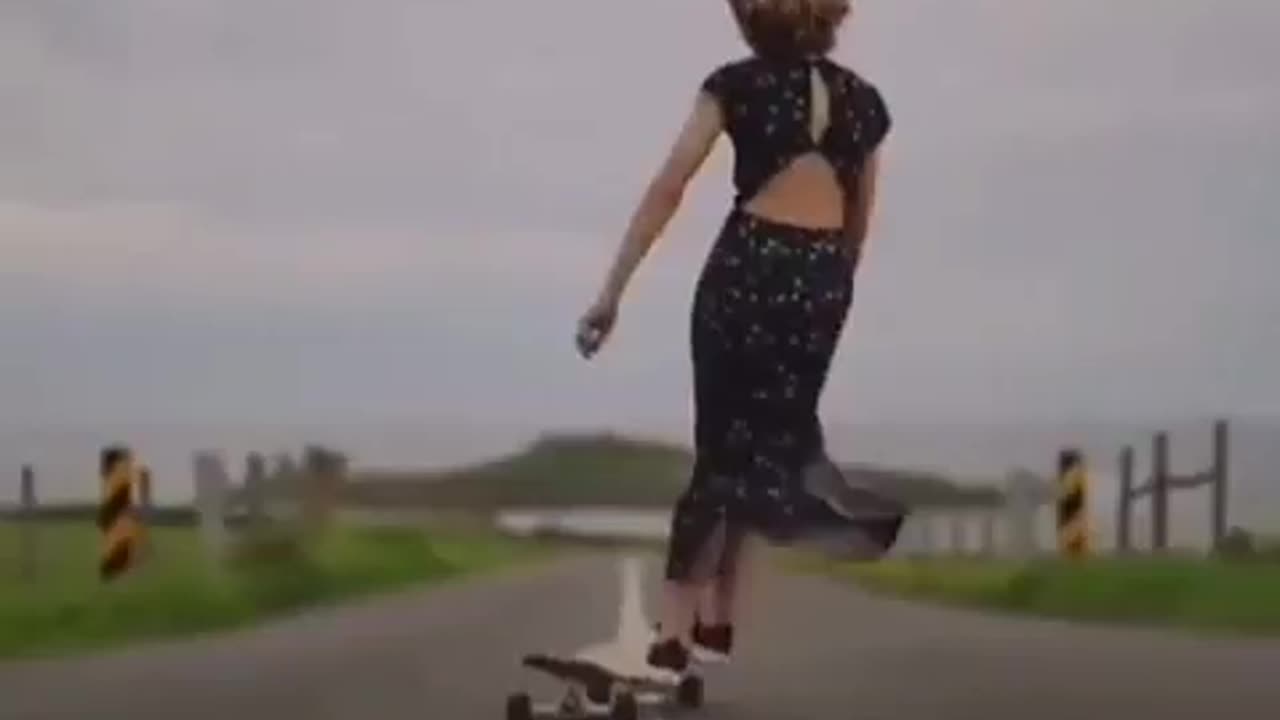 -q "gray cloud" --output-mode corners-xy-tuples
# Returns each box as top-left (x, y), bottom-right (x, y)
(3, 0), (1278, 429)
